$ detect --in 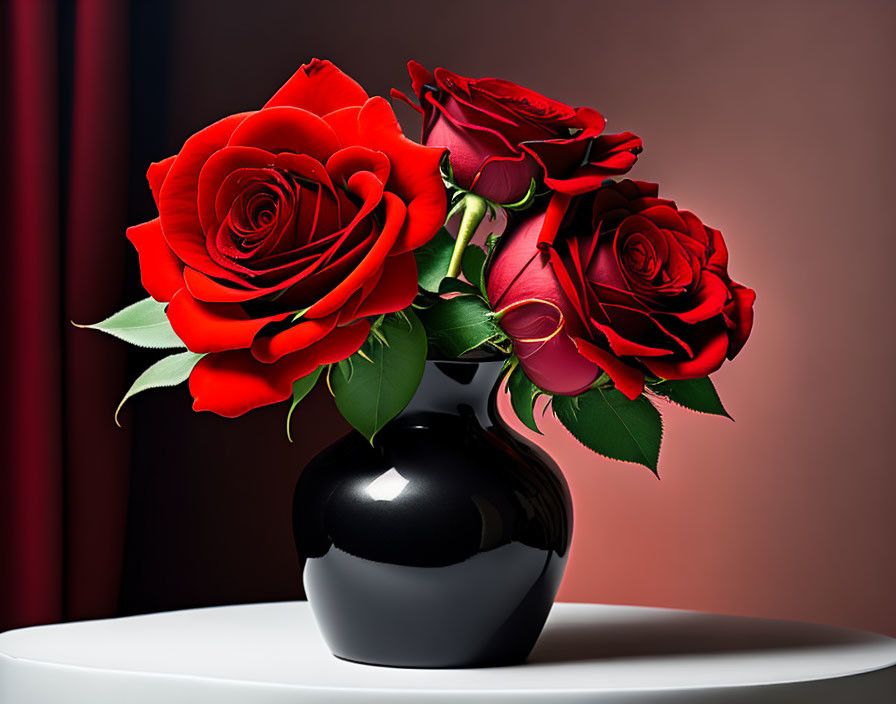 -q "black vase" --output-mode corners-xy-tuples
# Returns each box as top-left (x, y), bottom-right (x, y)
(292, 359), (573, 668)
